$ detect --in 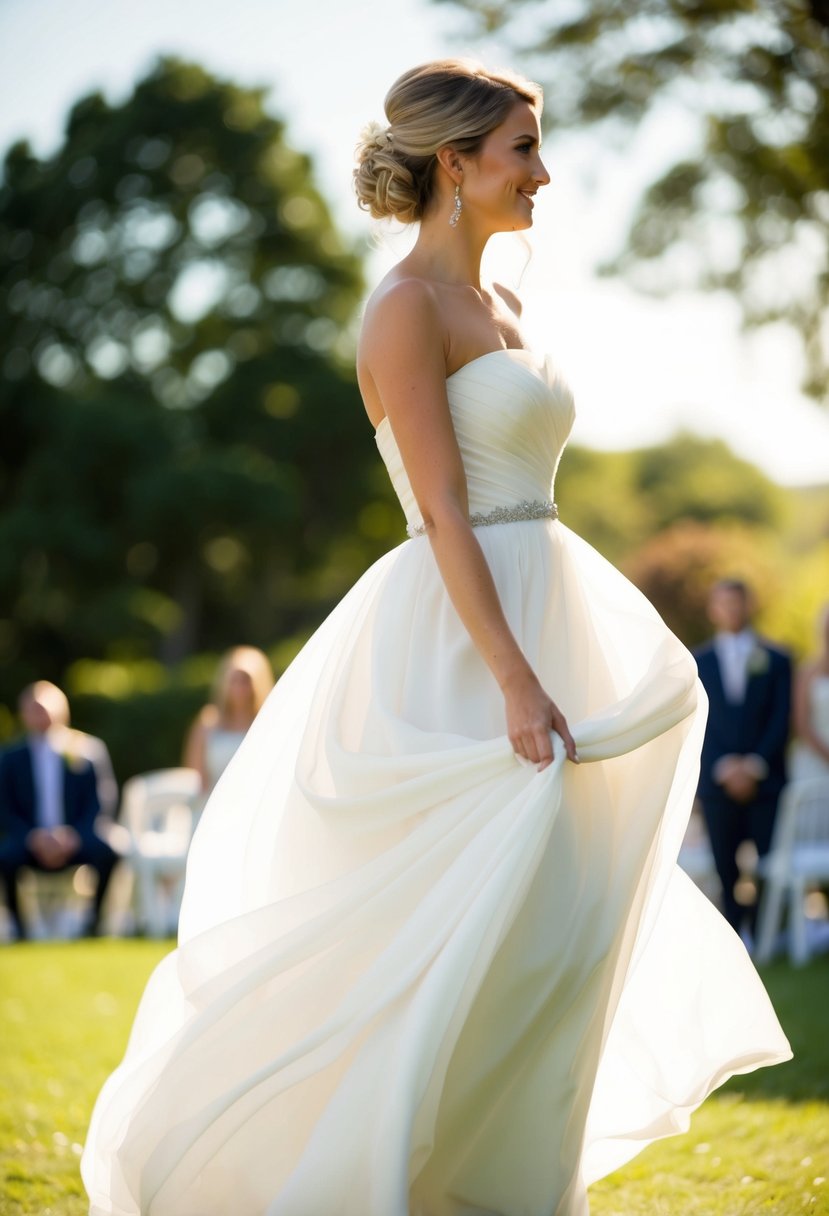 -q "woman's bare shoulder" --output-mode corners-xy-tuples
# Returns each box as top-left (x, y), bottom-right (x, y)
(358, 273), (446, 381)
(193, 704), (221, 731)
(361, 271), (442, 335)
(800, 658), (829, 677)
